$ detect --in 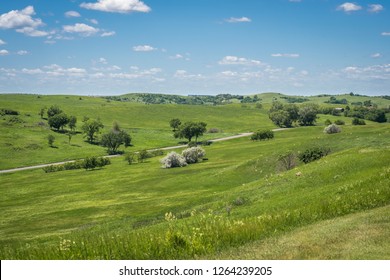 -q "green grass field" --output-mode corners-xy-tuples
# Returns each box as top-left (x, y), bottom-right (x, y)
(0, 93), (389, 259)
